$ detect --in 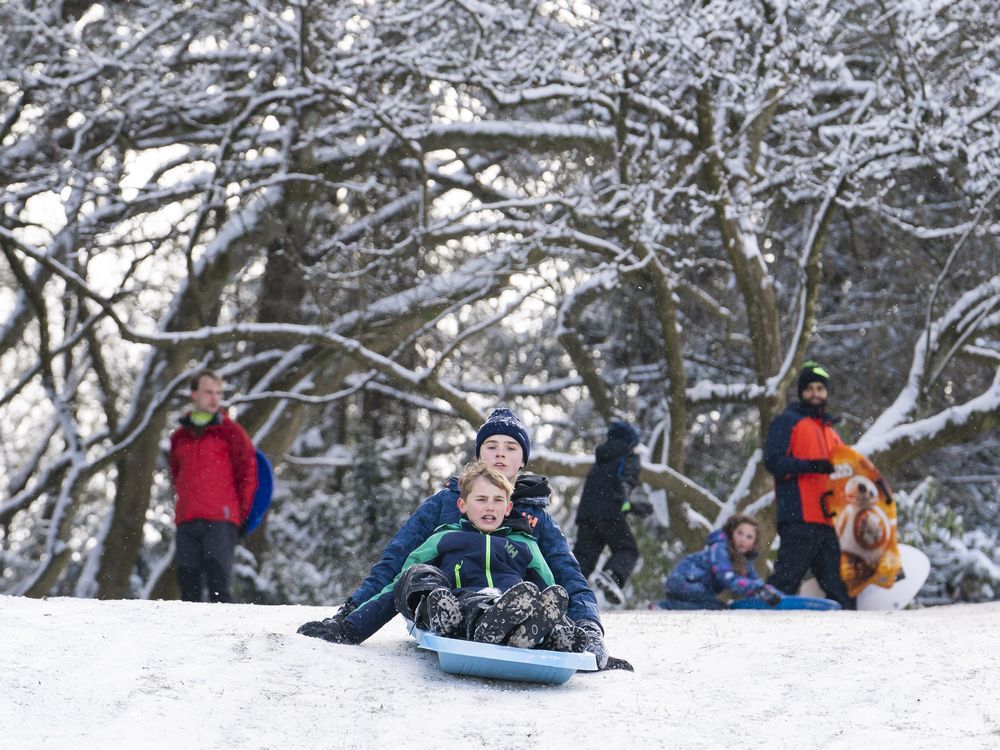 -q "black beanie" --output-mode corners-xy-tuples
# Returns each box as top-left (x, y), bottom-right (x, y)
(475, 408), (531, 465)
(797, 360), (831, 398)
(607, 420), (640, 448)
